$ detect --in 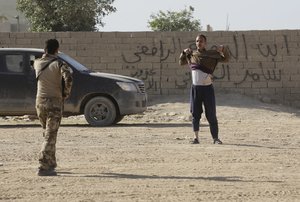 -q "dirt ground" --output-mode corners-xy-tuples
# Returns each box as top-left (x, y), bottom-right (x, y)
(0, 93), (299, 202)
